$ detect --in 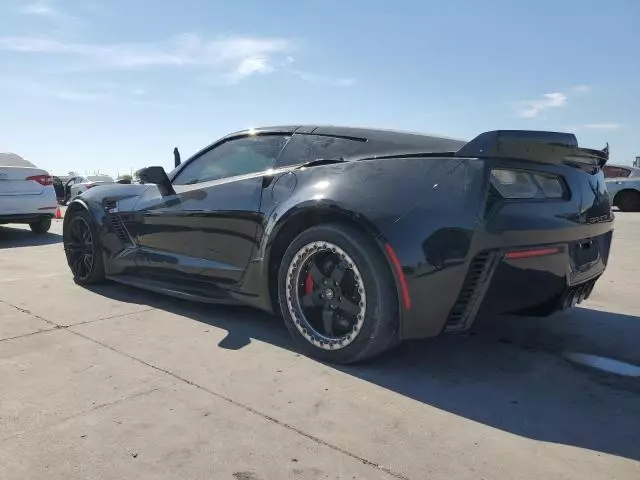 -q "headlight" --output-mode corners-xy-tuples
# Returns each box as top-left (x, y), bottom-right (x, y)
(490, 169), (565, 199)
